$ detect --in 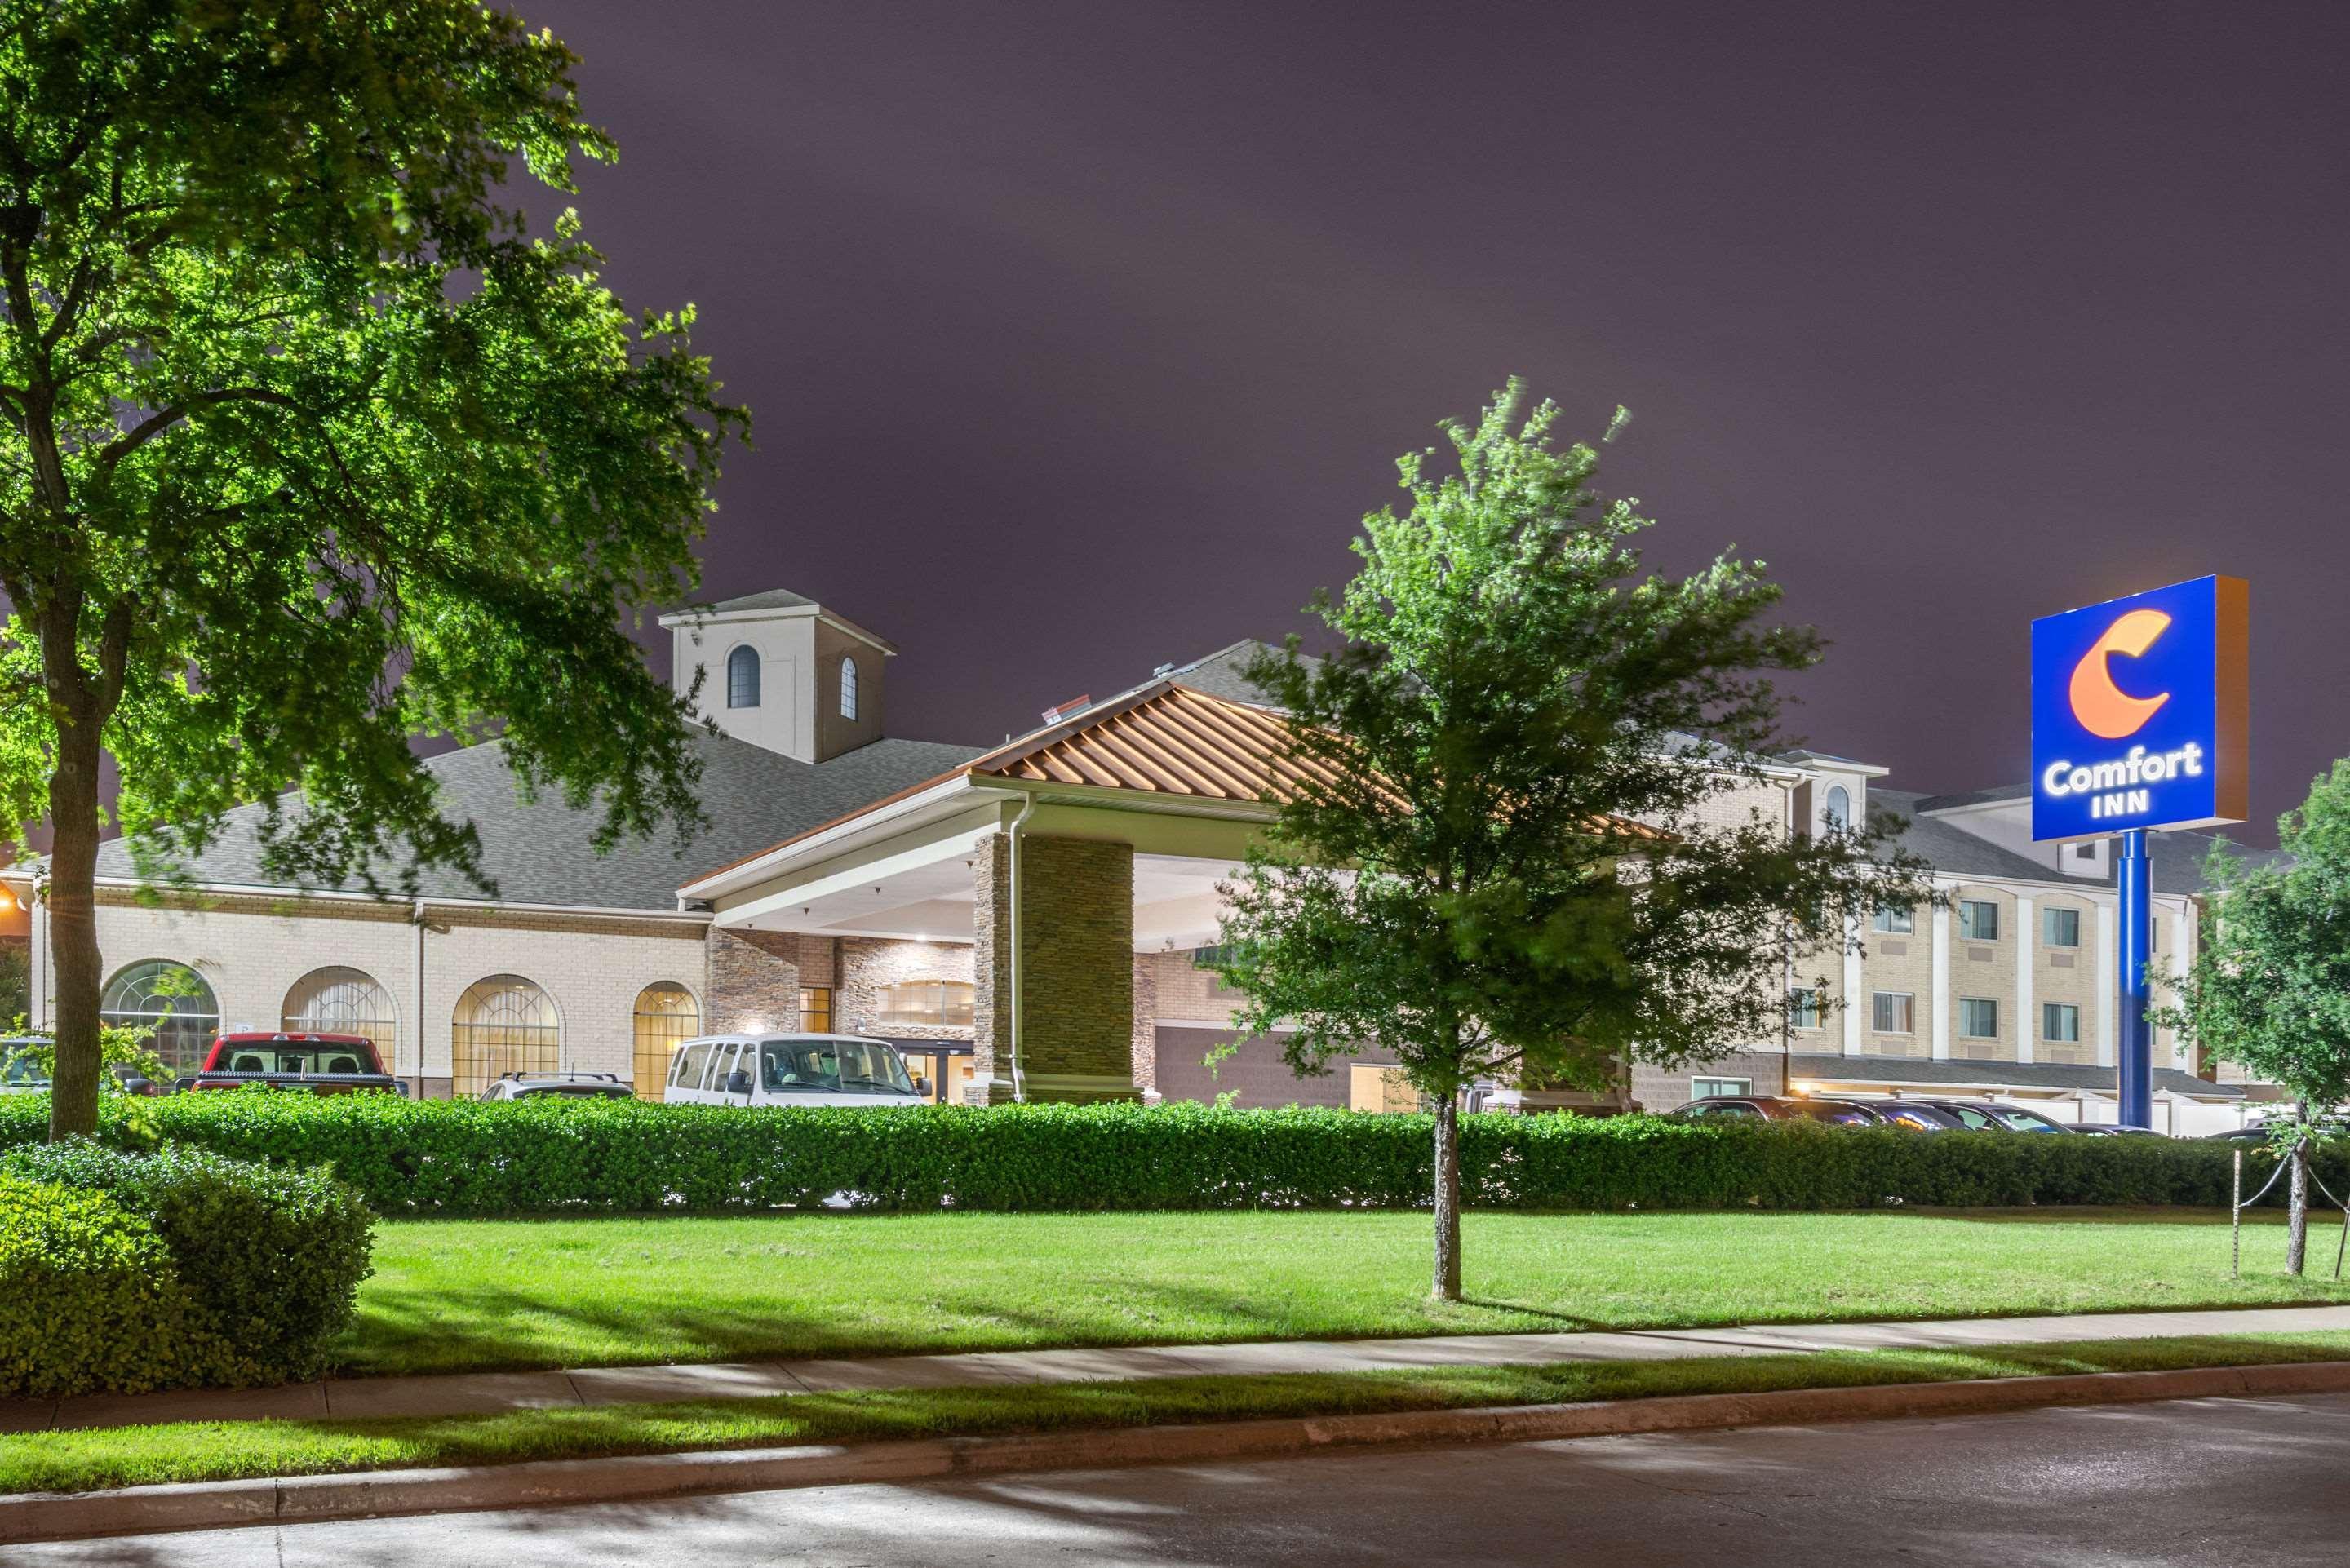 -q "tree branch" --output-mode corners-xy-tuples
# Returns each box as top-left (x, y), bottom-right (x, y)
(95, 387), (297, 468)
